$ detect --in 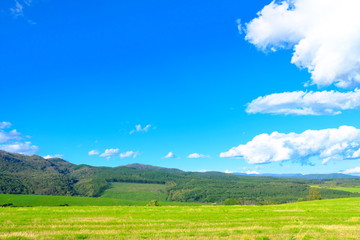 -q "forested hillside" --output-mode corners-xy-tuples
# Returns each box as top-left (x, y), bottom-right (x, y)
(1, 150), (359, 204)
